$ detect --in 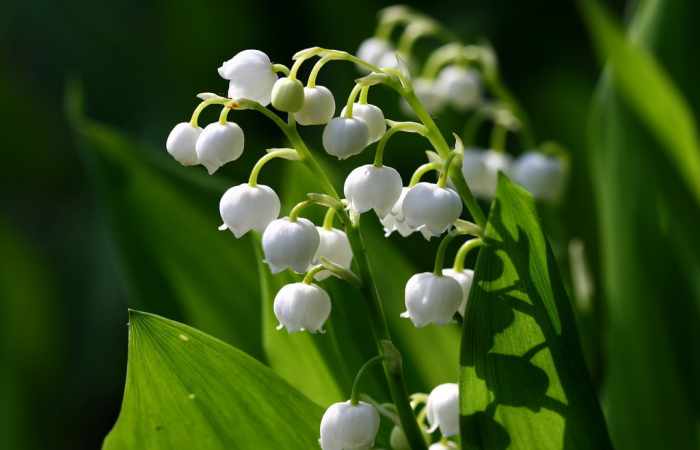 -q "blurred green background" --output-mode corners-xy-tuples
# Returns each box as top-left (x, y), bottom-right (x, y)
(5, 0), (700, 449)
